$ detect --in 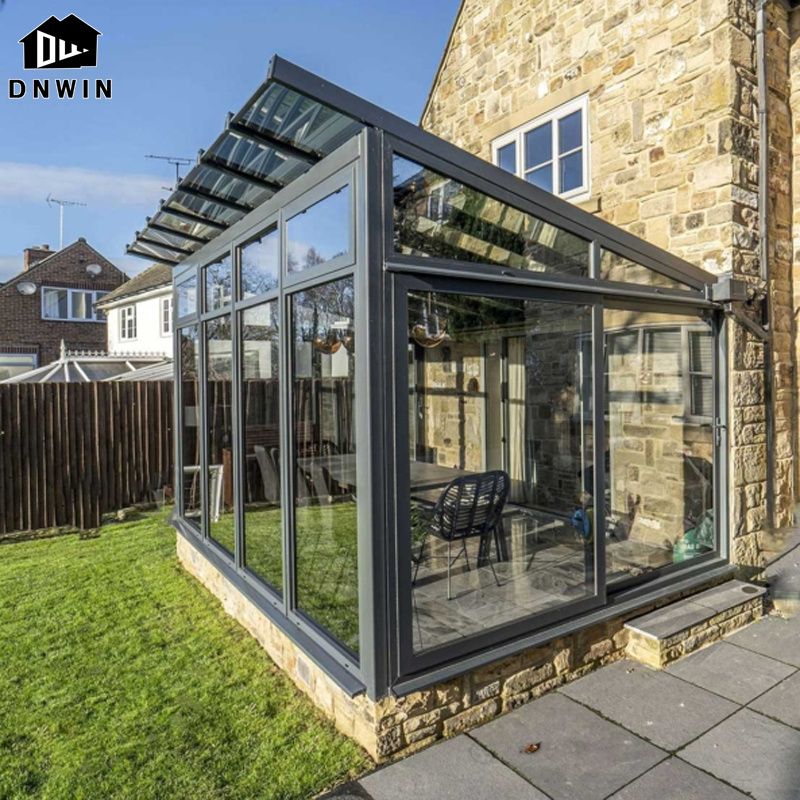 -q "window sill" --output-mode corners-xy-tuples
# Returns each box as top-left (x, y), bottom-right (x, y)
(576, 196), (600, 214)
